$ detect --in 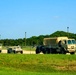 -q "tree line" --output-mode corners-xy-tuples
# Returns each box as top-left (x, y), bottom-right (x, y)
(0, 31), (76, 46)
